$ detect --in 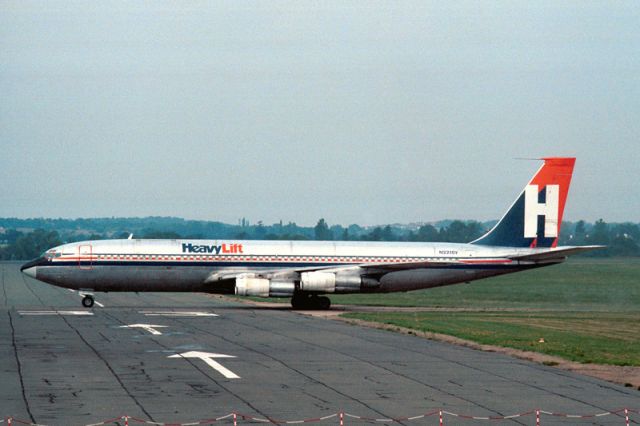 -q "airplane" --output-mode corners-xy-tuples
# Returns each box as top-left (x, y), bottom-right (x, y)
(21, 157), (601, 310)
